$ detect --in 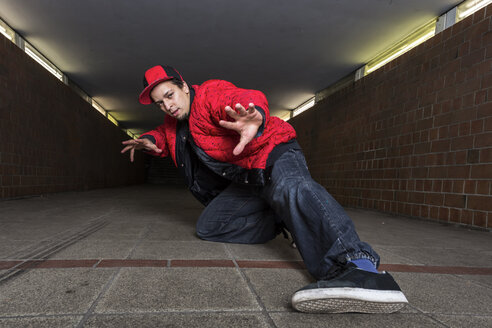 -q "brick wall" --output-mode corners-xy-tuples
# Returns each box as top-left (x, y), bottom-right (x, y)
(0, 34), (145, 199)
(290, 5), (492, 229)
